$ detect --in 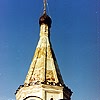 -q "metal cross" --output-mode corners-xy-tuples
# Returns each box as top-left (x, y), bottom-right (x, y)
(43, 0), (47, 14)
